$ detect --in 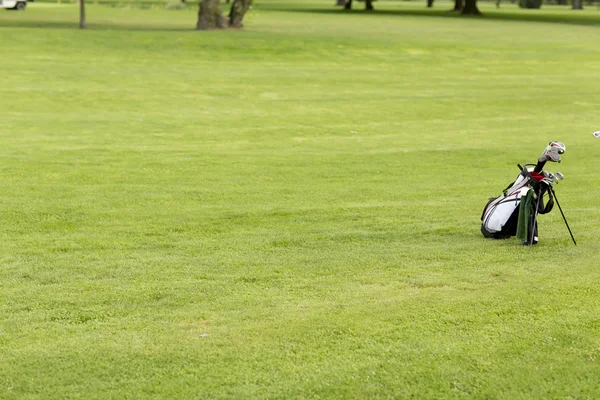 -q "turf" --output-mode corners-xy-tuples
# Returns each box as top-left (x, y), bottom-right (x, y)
(1, 1), (600, 398)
